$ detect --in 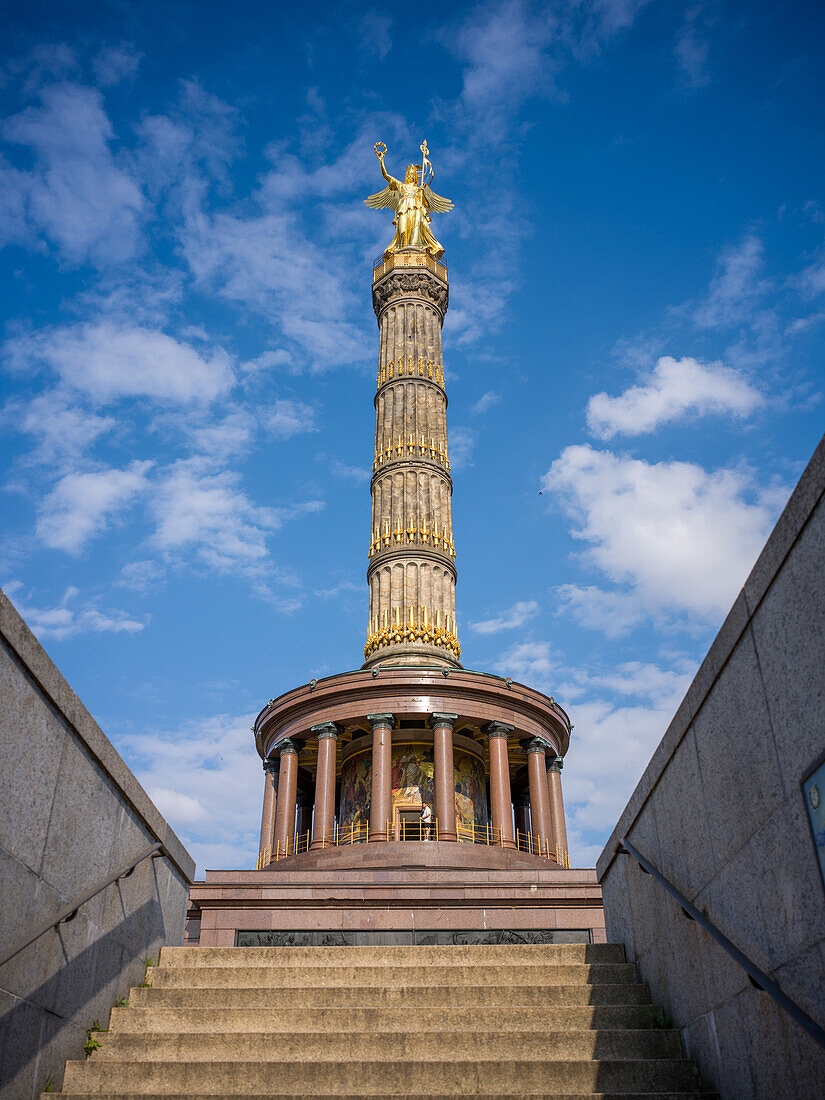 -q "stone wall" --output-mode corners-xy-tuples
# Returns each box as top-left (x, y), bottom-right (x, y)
(0, 587), (195, 1100)
(597, 434), (825, 1098)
